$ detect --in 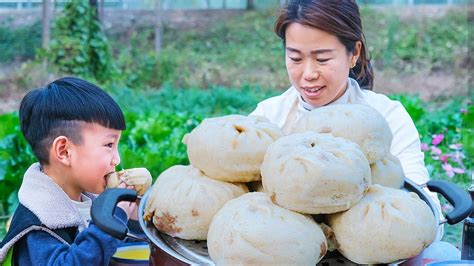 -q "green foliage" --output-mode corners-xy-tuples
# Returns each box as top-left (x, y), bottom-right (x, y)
(389, 94), (426, 123)
(3, 7), (469, 89)
(362, 8), (469, 71)
(115, 49), (177, 89)
(0, 113), (36, 217)
(421, 10), (468, 68)
(45, 0), (115, 82)
(111, 10), (288, 89)
(109, 84), (277, 115)
(107, 7), (470, 89)
(460, 103), (473, 161)
(0, 21), (41, 63)
(119, 112), (202, 178)
(391, 94), (472, 187)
